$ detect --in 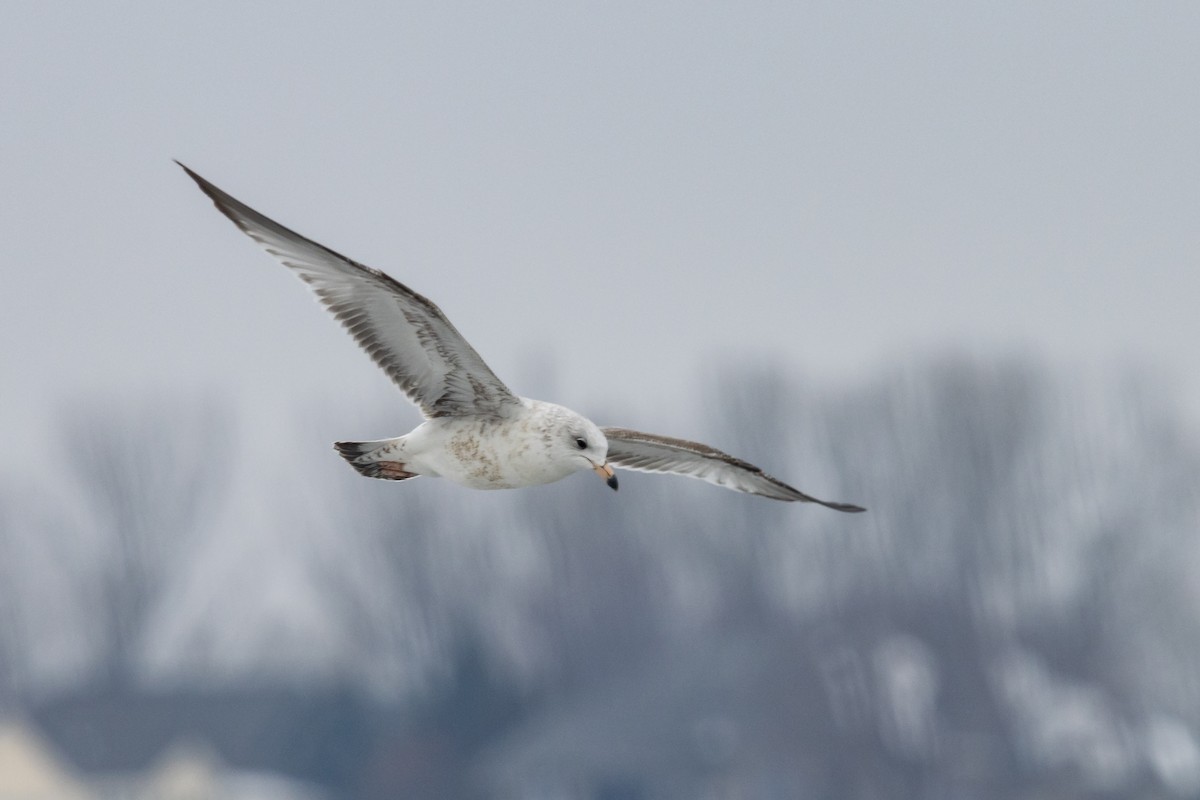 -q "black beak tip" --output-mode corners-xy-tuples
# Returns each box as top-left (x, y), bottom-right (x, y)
(607, 473), (619, 491)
